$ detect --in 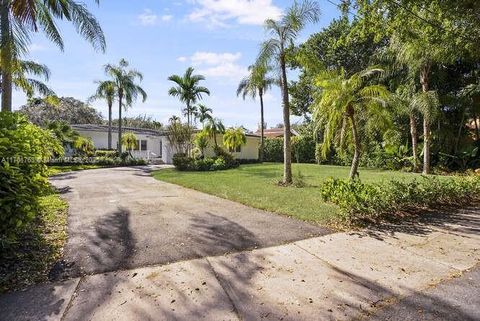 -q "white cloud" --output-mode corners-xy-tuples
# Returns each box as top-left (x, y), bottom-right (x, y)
(138, 10), (173, 26)
(161, 15), (173, 22)
(181, 51), (248, 80)
(187, 0), (282, 27)
(28, 43), (47, 52)
(176, 56), (188, 62)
